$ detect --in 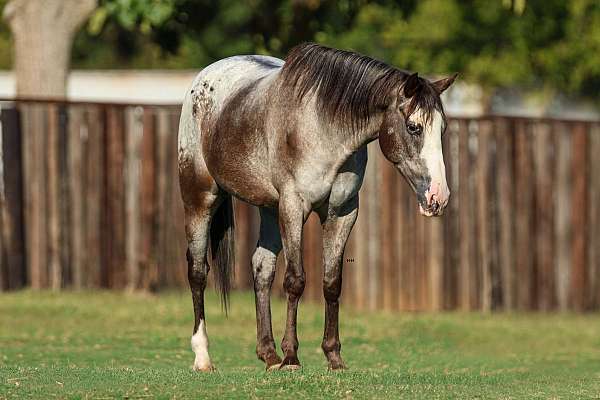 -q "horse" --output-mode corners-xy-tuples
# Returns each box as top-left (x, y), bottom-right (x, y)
(177, 43), (456, 371)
